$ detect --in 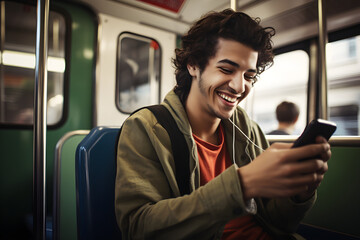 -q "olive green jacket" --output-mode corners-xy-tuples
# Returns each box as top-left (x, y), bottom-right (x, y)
(115, 90), (314, 240)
